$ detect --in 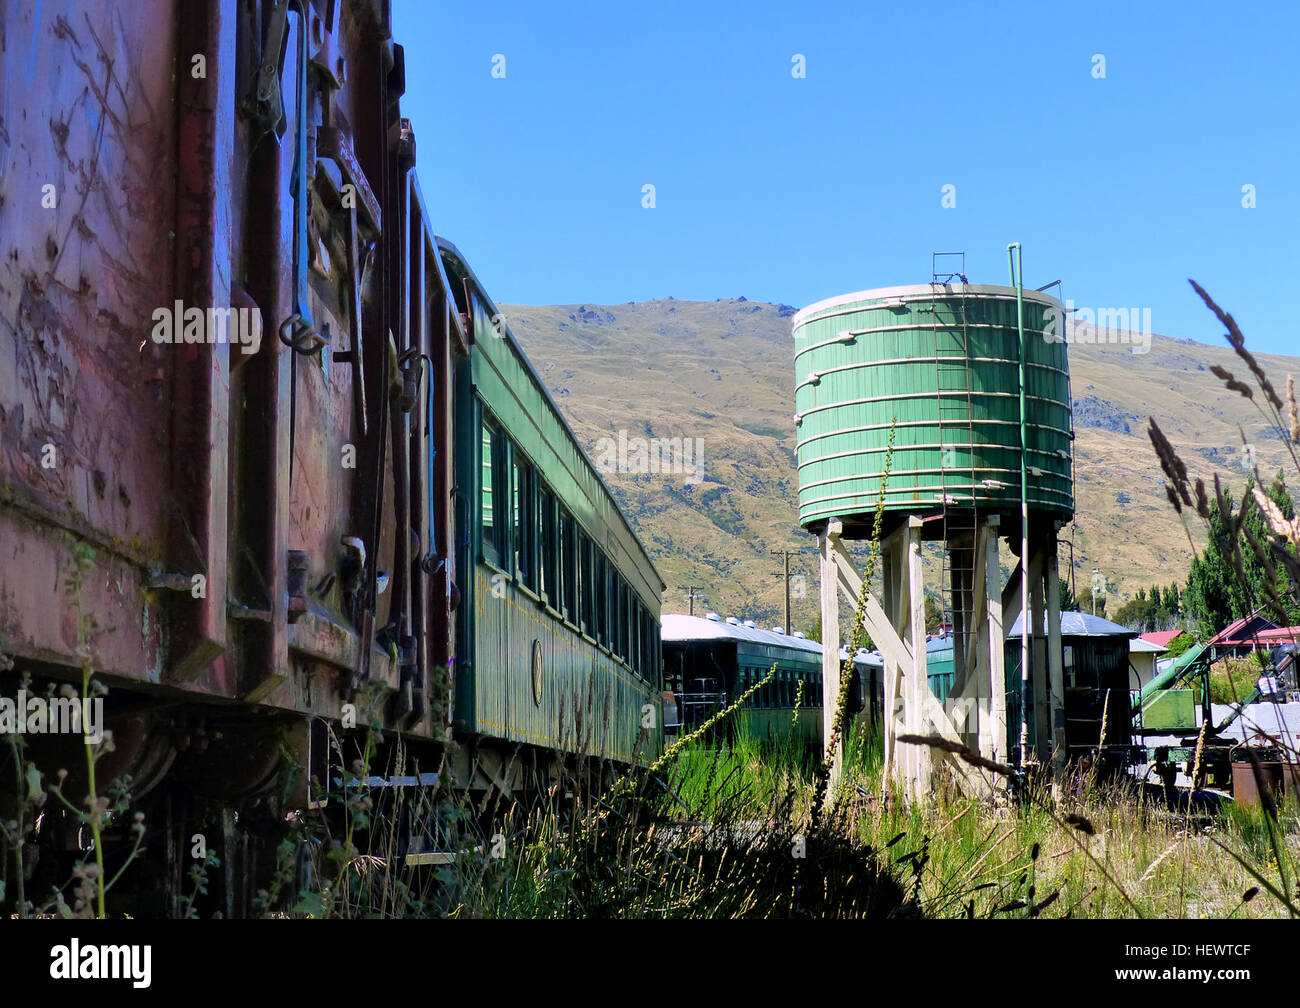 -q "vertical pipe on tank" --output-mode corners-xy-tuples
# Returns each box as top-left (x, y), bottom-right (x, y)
(1008, 243), (1030, 767)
